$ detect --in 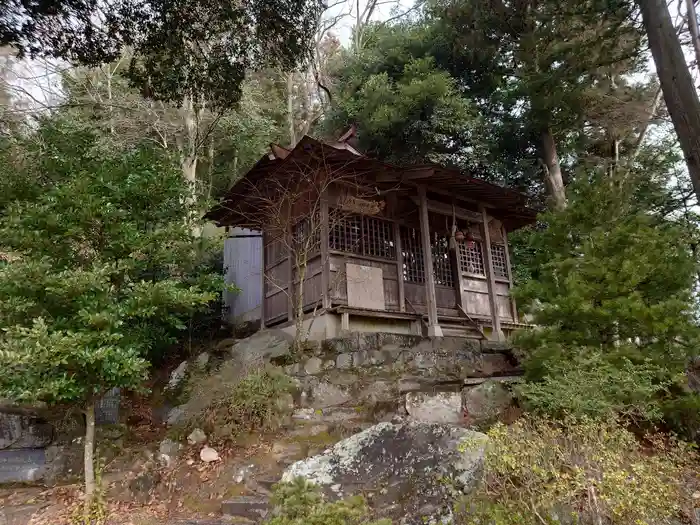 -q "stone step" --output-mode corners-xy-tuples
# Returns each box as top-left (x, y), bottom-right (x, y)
(398, 374), (522, 393)
(0, 449), (46, 484)
(249, 475), (280, 495)
(463, 375), (522, 385)
(221, 496), (271, 522)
